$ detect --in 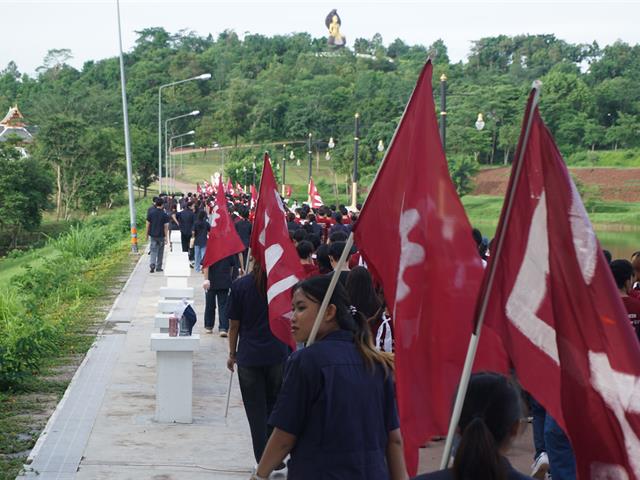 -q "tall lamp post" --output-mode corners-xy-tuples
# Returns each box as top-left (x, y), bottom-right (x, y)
(307, 133), (313, 182)
(352, 113), (360, 209)
(116, 0), (137, 253)
(158, 73), (210, 193)
(169, 130), (195, 193)
(281, 144), (287, 196)
(165, 109), (199, 183)
(440, 73), (447, 151)
(243, 166), (248, 190)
